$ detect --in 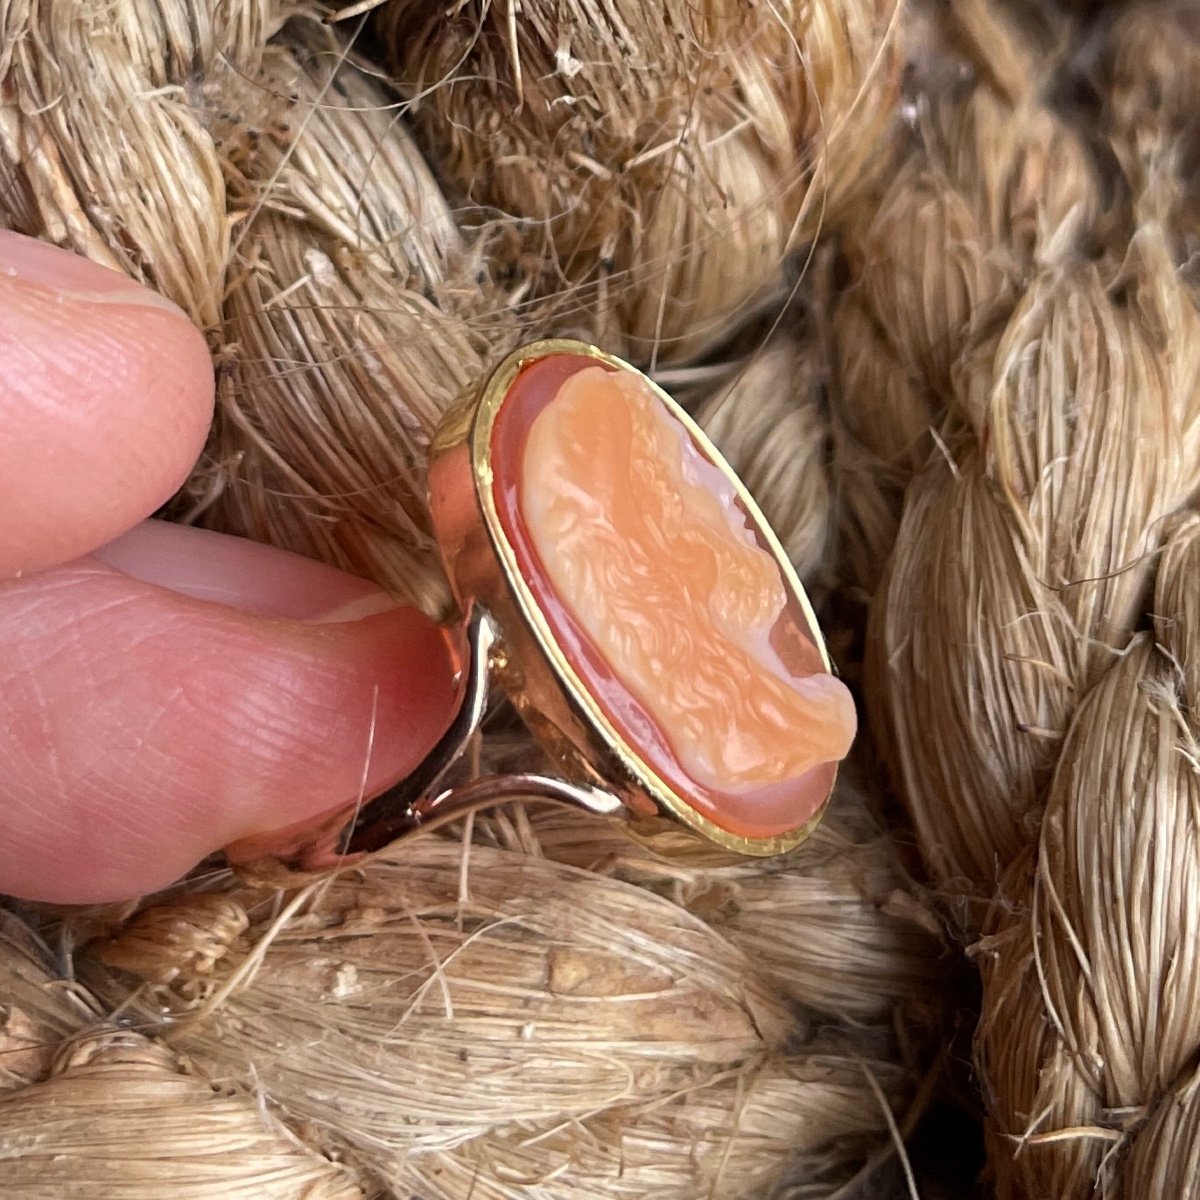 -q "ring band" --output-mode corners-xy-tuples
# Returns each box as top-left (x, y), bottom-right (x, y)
(248, 340), (856, 871)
